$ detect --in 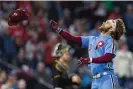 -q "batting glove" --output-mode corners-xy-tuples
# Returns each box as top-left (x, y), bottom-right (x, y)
(78, 57), (92, 66)
(49, 20), (62, 33)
